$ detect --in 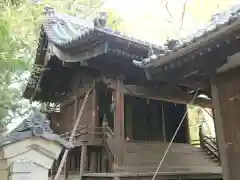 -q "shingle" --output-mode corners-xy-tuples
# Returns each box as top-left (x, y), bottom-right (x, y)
(42, 11), (163, 52)
(141, 4), (240, 69)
